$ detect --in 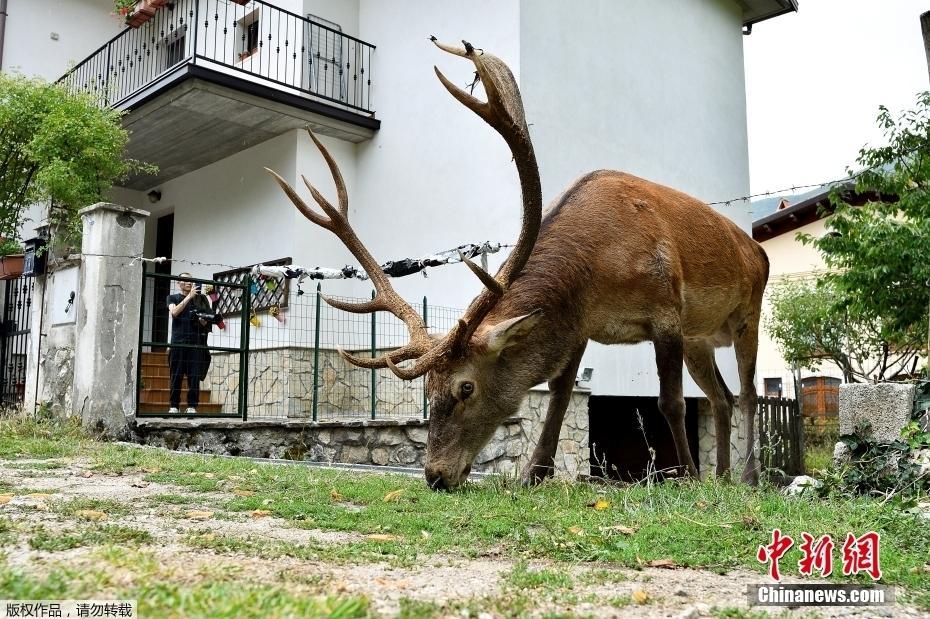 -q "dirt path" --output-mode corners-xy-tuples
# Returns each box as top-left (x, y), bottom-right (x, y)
(1, 456), (925, 618)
